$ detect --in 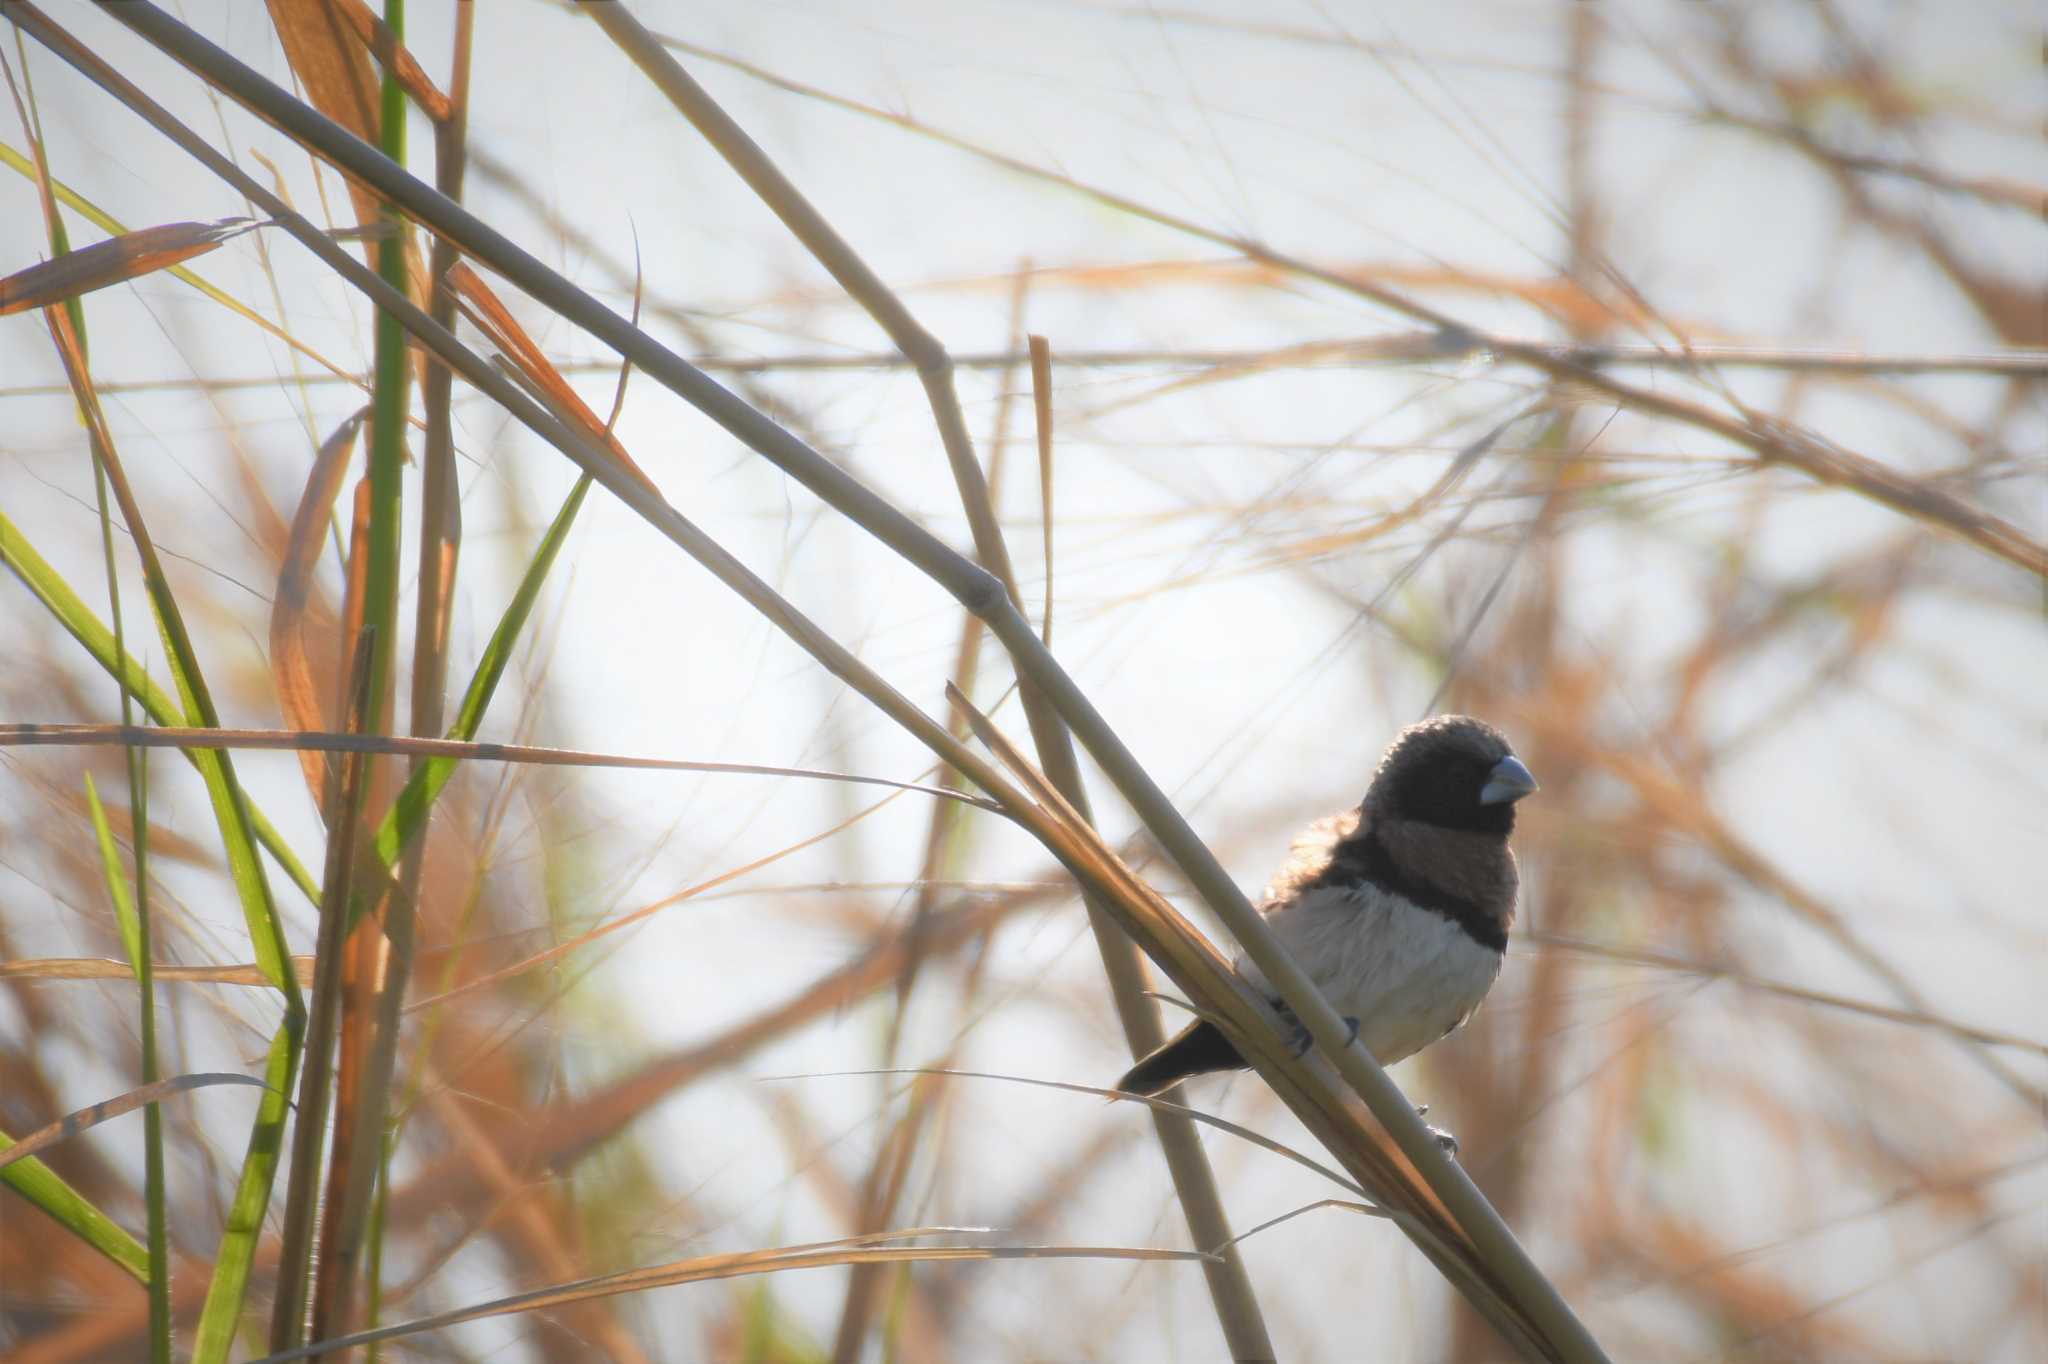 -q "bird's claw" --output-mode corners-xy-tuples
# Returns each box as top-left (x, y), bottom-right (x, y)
(1285, 1015), (1362, 1058)
(1423, 1114), (1459, 1157)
